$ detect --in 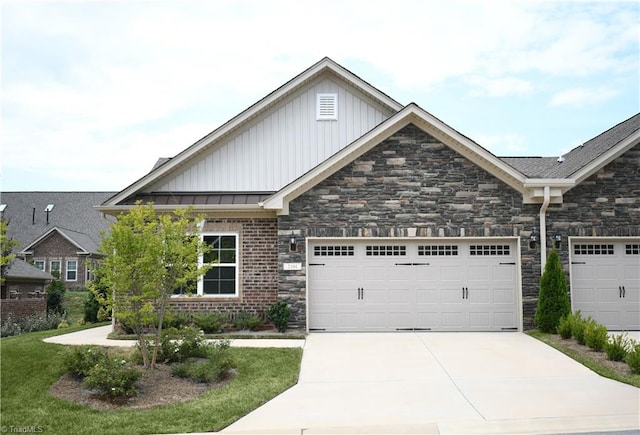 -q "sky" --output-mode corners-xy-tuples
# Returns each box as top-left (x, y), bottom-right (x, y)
(1, 0), (638, 192)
